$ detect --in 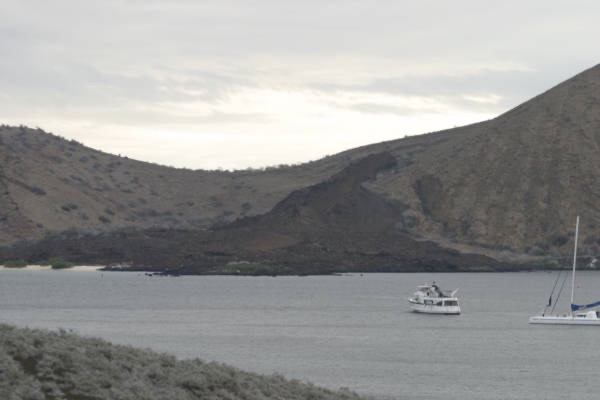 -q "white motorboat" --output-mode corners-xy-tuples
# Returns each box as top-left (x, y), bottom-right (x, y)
(529, 216), (600, 326)
(408, 282), (460, 315)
